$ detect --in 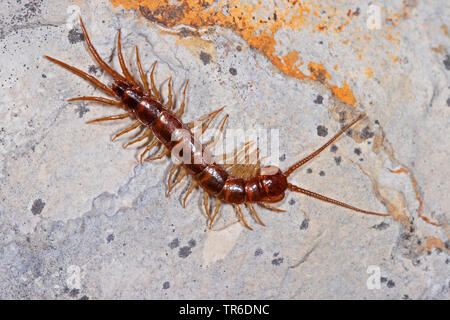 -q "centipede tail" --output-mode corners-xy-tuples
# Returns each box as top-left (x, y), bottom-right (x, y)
(45, 16), (441, 230)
